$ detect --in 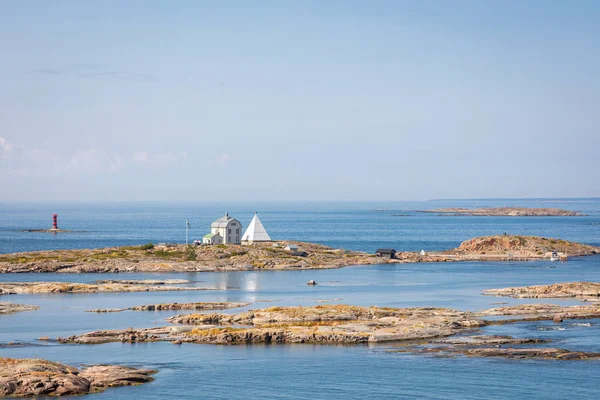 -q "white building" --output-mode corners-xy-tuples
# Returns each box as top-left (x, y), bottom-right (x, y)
(242, 213), (271, 244)
(210, 213), (242, 244)
(202, 233), (223, 245)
